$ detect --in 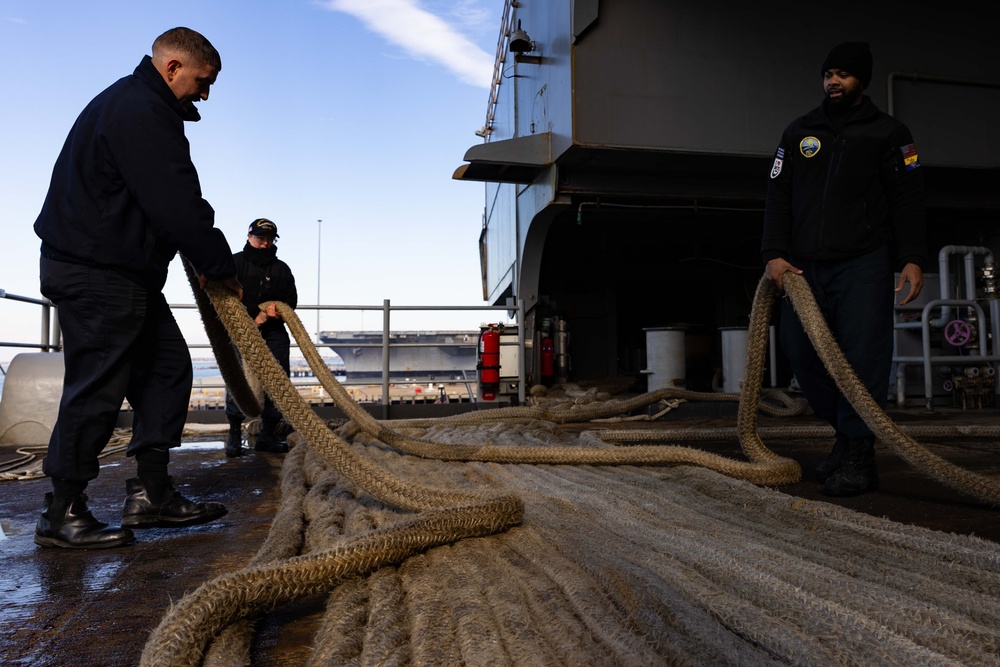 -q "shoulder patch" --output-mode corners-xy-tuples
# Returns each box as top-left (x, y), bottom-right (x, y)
(901, 143), (921, 171)
(770, 146), (785, 179)
(799, 136), (821, 158)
